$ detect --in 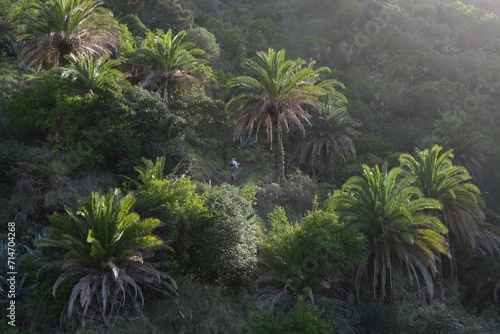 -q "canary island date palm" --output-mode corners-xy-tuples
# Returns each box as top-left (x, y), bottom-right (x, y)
(57, 53), (125, 97)
(295, 100), (361, 179)
(19, 0), (116, 72)
(129, 28), (207, 104)
(226, 48), (344, 183)
(36, 189), (177, 328)
(327, 163), (449, 303)
(426, 111), (489, 177)
(399, 145), (500, 299)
